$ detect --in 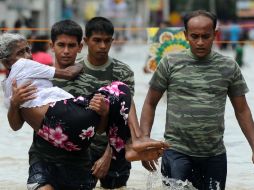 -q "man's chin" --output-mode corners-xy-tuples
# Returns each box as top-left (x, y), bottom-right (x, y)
(56, 62), (74, 69)
(195, 52), (209, 59)
(59, 61), (74, 67)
